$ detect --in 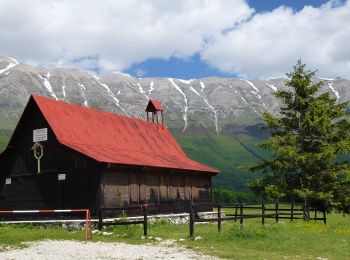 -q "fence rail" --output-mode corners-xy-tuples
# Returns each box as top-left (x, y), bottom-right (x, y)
(0, 209), (92, 242)
(98, 204), (149, 236)
(189, 202), (326, 237)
